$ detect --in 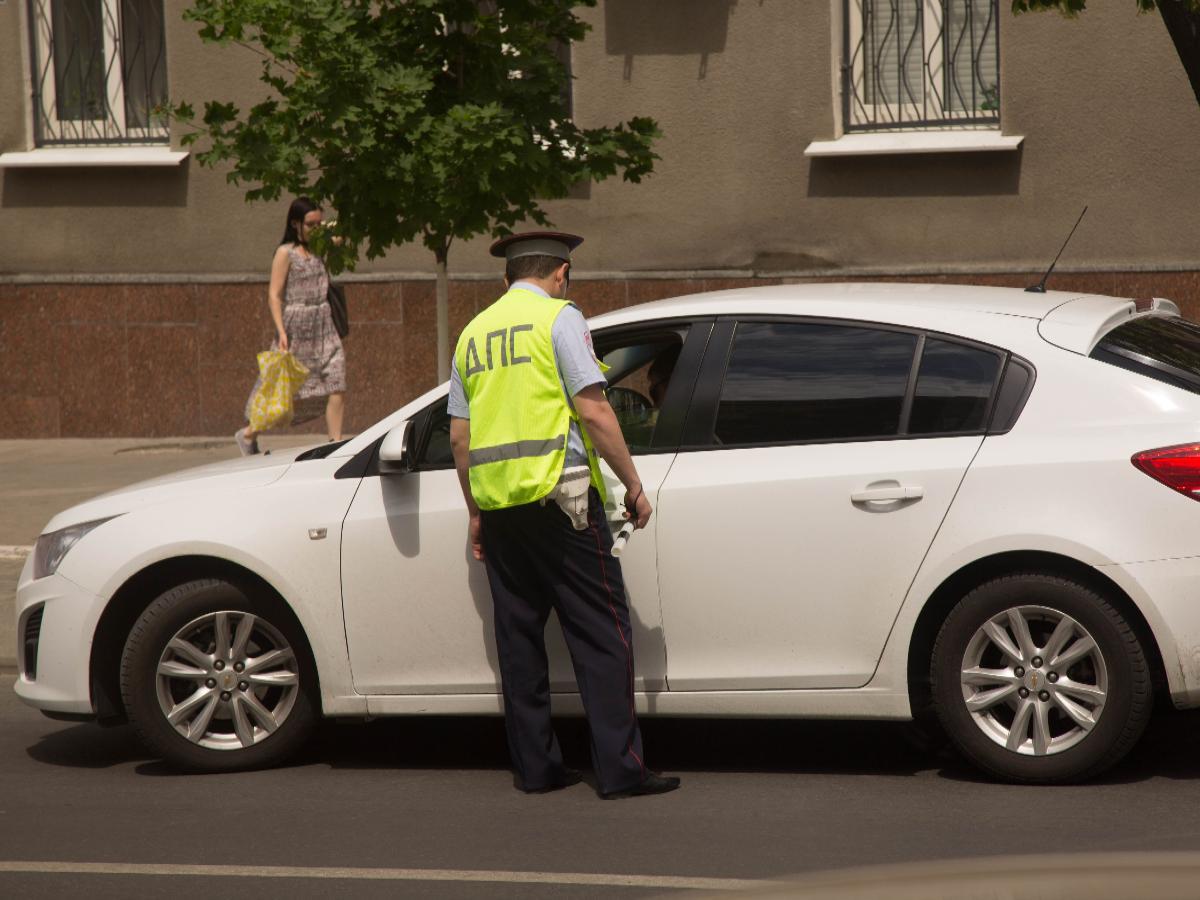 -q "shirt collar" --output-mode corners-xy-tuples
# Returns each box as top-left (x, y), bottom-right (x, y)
(510, 280), (551, 299)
